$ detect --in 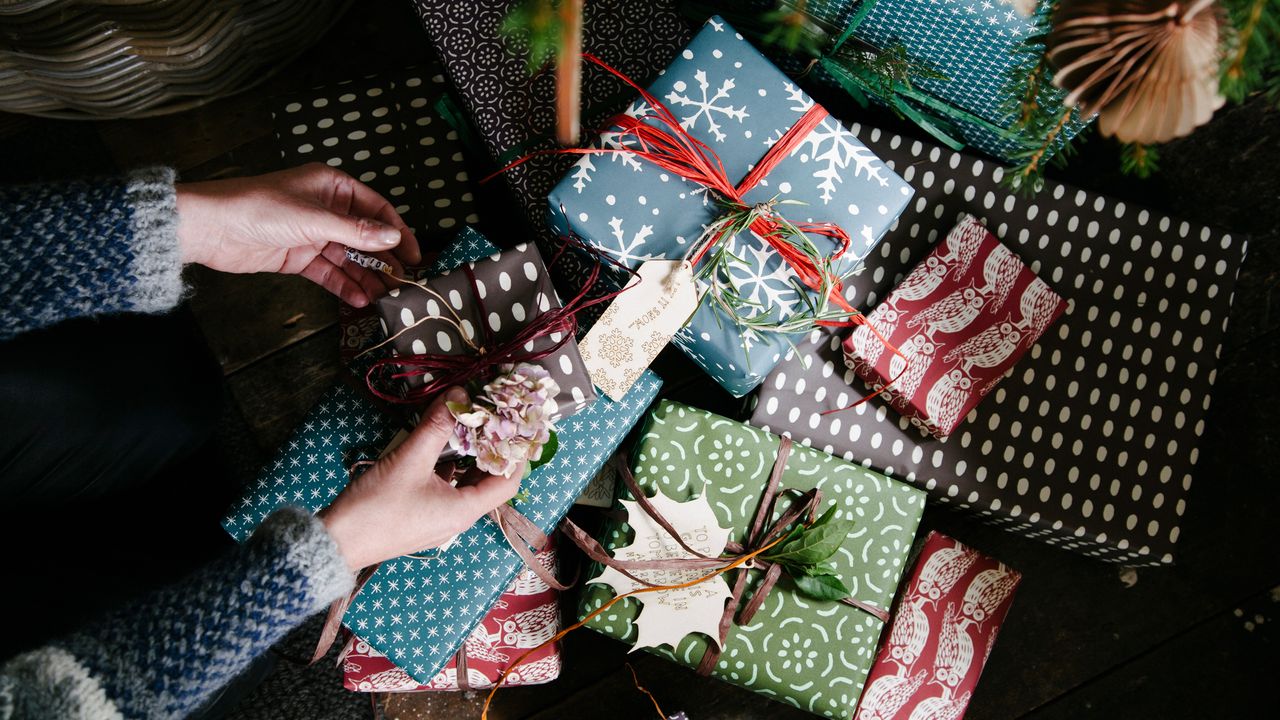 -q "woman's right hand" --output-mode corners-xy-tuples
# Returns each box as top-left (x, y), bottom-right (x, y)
(319, 388), (524, 572)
